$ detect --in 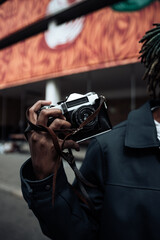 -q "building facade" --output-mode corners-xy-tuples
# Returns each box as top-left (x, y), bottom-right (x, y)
(0, 0), (159, 140)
